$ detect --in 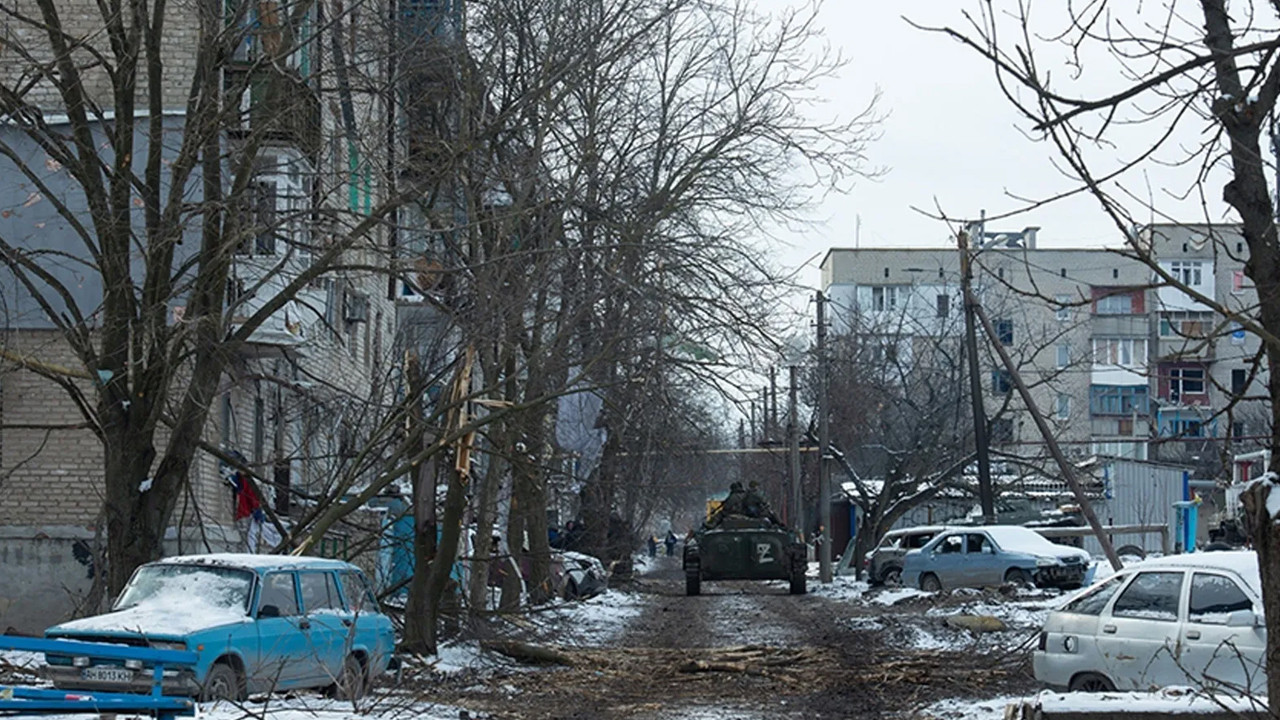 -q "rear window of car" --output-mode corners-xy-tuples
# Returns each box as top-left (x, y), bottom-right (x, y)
(877, 535), (902, 550)
(1189, 572), (1252, 622)
(1112, 571), (1183, 622)
(1063, 575), (1124, 615)
(300, 571), (343, 613)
